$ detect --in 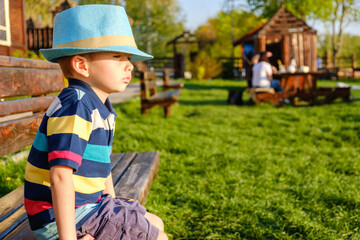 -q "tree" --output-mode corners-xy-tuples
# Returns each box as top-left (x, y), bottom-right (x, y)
(25, 0), (53, 26)
(124, 0), (184, 57)
(247, 0), (360, 65)
(195, 10), (265, 58)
